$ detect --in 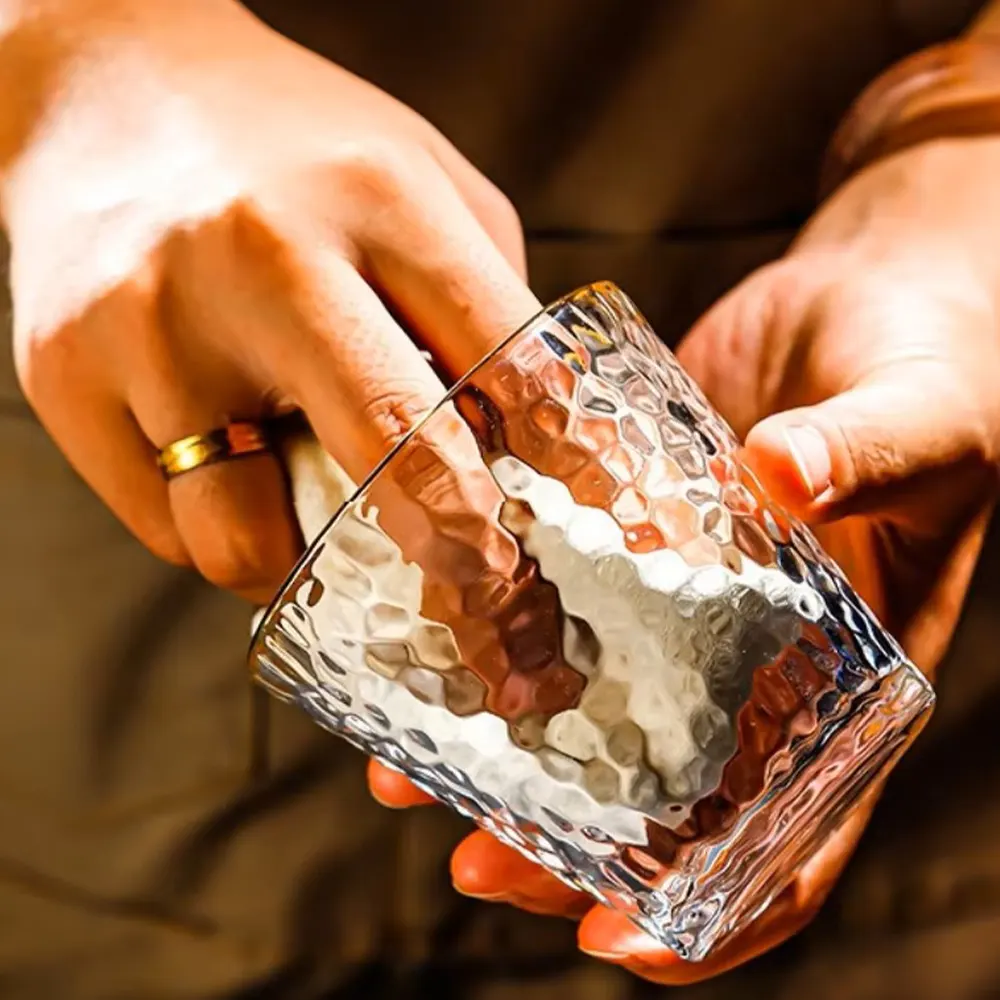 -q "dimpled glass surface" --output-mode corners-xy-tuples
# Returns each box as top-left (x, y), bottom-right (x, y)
(249, 283), (934, 960)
